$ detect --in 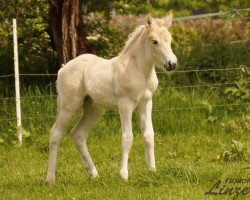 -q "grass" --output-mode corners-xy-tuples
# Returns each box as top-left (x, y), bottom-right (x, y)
(0, 131), (249, 199)
(0, 74), (250, 199)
